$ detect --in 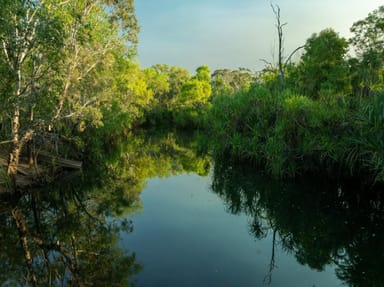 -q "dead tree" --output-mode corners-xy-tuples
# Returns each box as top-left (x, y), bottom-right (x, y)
(261, 4), (305, 88)
(271, 4), (286, 87)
